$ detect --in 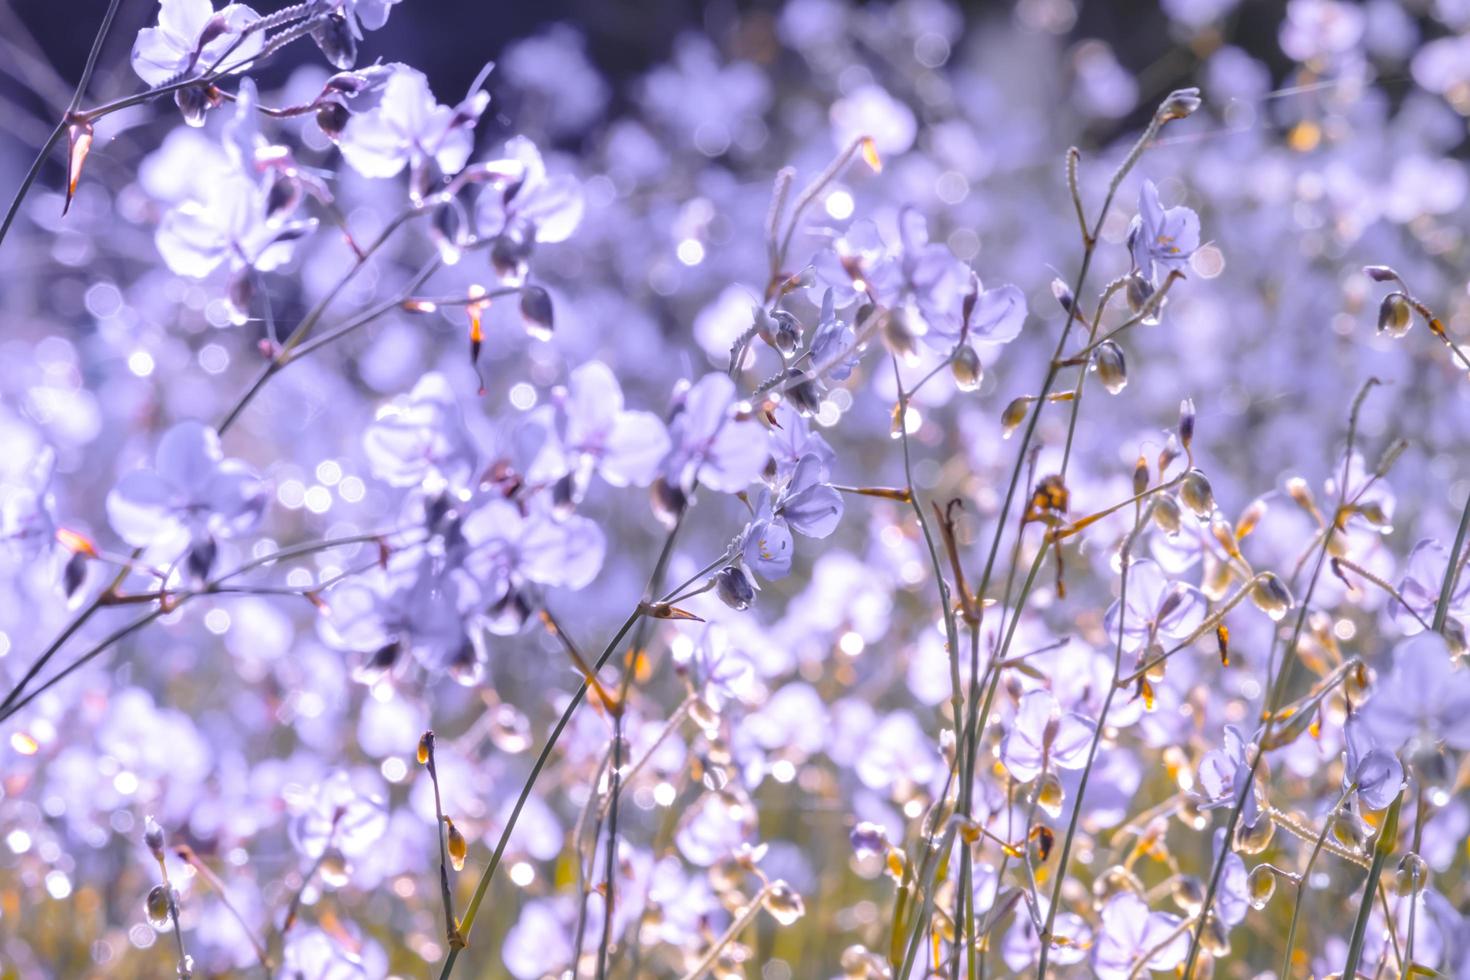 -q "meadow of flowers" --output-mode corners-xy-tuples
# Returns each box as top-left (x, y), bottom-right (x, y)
(1, 0), (1469, 976)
